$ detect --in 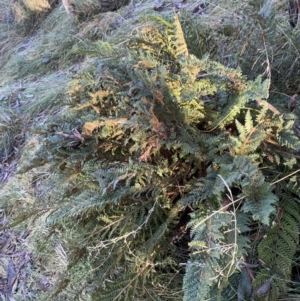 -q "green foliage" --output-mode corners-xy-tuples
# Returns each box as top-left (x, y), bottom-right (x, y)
(253, 196), (300, 300)
(1, 2), (300, 301)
